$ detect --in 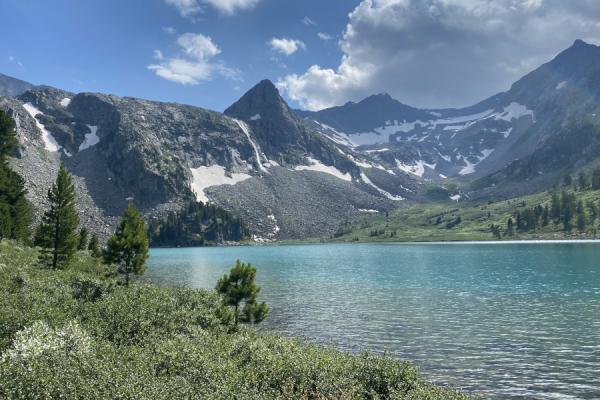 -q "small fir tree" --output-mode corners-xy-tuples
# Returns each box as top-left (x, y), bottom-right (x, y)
(216, 260), (268, 328)
(36, 165), (79, 269)
(78, 227), (89, 250)
(88, 233), (102, 258)
(104, 203), (149, 286)
(0, 111), (32, 242)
